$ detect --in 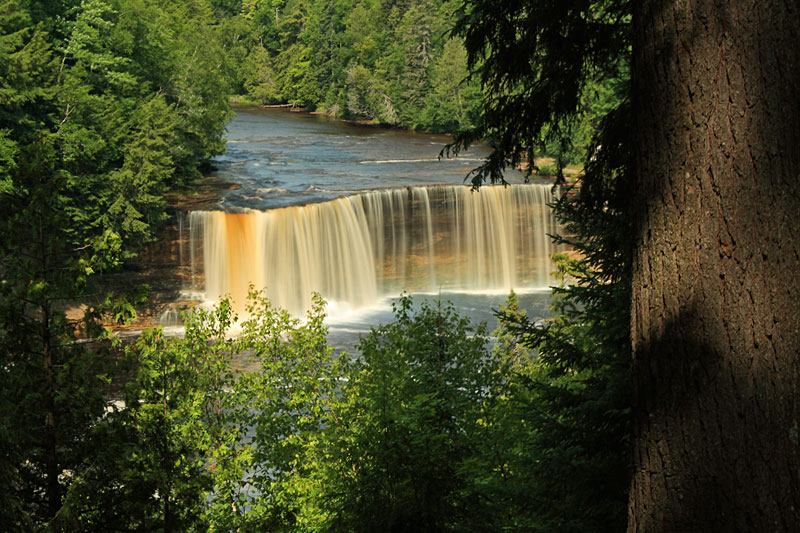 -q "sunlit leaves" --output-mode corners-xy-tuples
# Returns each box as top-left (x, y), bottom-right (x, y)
(230, 0), (481, 131)
(0, 1), (232, 527)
